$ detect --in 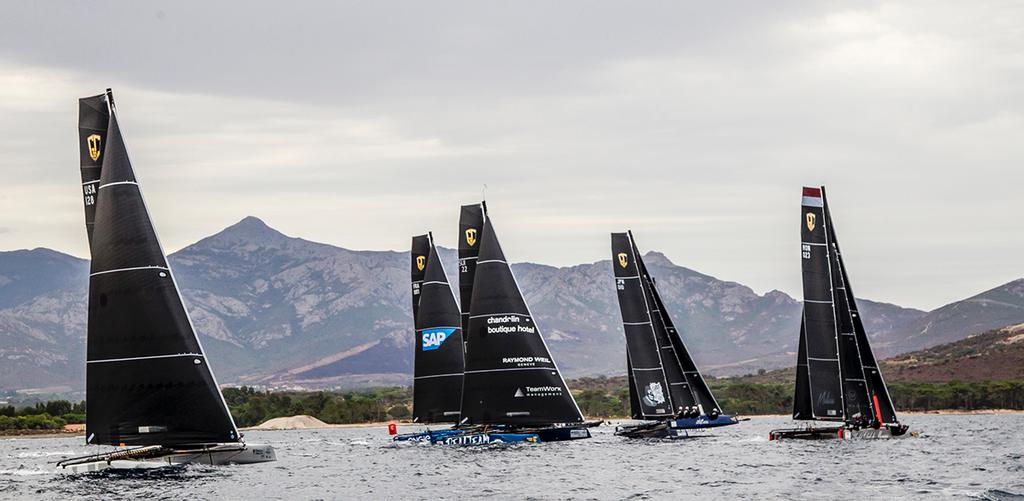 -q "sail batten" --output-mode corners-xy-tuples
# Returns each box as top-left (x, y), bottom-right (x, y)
(79, 91), (238, 447)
